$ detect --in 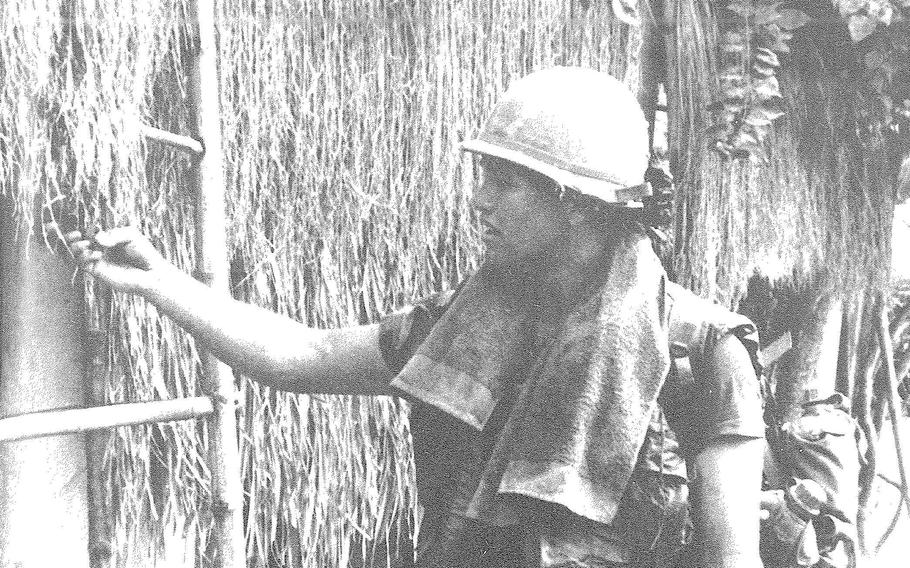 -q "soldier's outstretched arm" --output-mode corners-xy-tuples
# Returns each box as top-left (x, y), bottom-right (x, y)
(693, 334), (765, 568)
(59, 226), (395, 395)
